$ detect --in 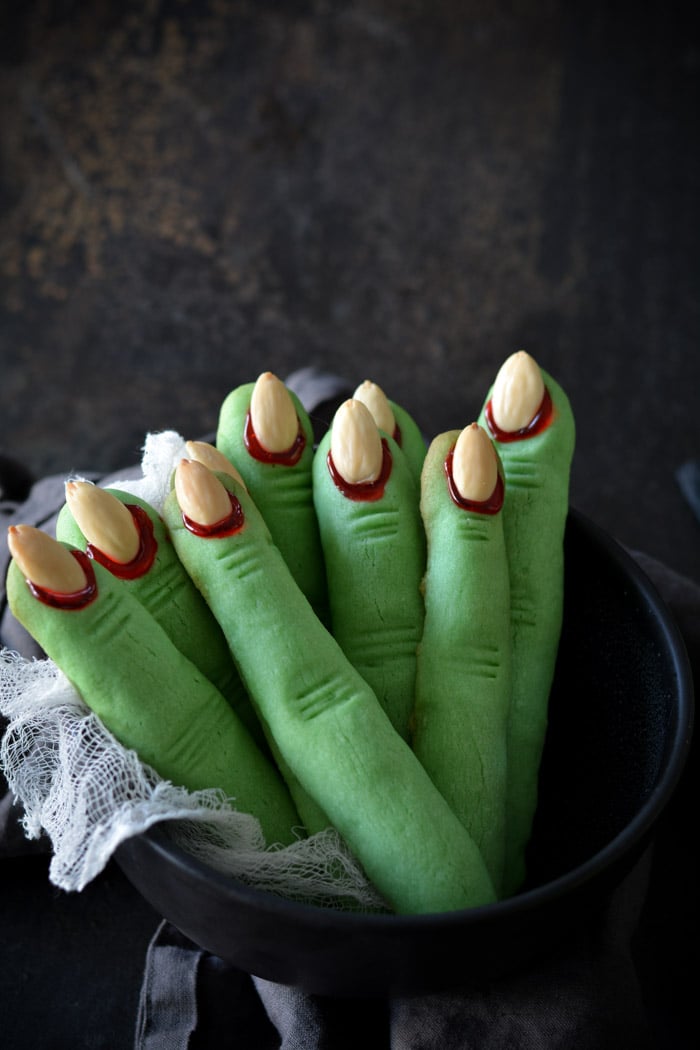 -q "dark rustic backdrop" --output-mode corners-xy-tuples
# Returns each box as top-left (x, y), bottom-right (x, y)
(1, 0), (698, 579)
